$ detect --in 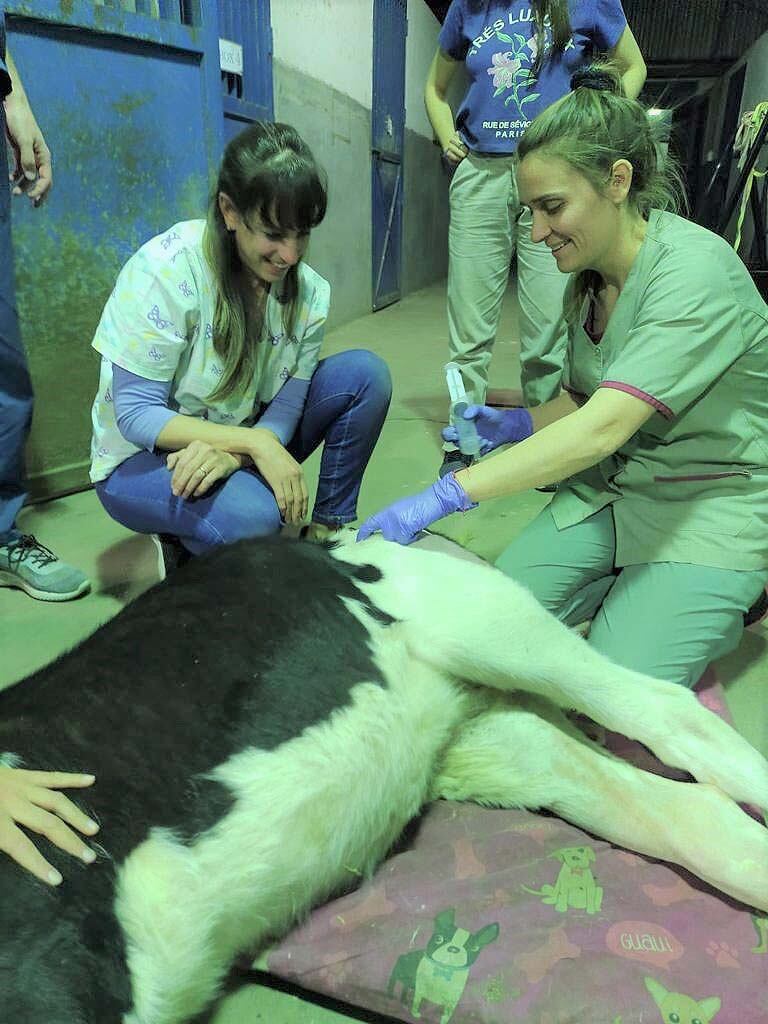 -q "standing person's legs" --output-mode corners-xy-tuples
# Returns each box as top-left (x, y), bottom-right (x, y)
(514, 200), (571, 407)
(287, 349), (392, 529)
(0, 107), (32, 544)
(0, 109), (89, 600)
(494, 504), (618, 627)
(445, 154), (516, 448)
(588, 562), (767, 688)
